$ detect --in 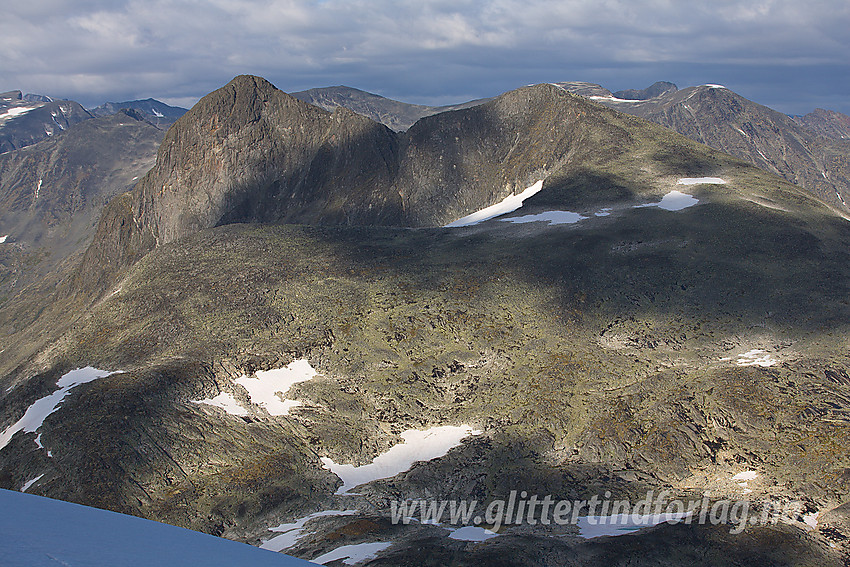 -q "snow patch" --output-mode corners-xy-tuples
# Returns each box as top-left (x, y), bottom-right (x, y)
(448, 526), (499, 541)
(191, 392), (248, 416)
(595, 208), (612, 217)
(802, 511), (819, 530)
(151, 108), (165, 118)
(261, 510), (358, 552)
(0, 367), (122, 451)
(321, 425), (481, 495)
(677, 177), (726, 185)
(313, 542), (392, 565)
(635, 190), (699, 211)
(578, 511), (692, 538)
(444, 180), (544, 227)
(587, 95), (644, 103)
(234, 359), (318, 416)
(735, 350), (777, 367)
(21, 474), (44, 493)
(731, 471), (758, 482)
(703, 84), (726, 89)
(500, 210), (587, 225)
(0, 106), (37, 120)
(0, 235), (8, 243)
